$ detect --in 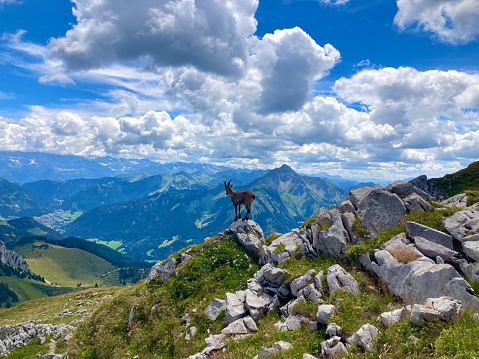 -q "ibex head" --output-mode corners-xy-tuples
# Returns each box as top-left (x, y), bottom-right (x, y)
(224, 180), (232, 195)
